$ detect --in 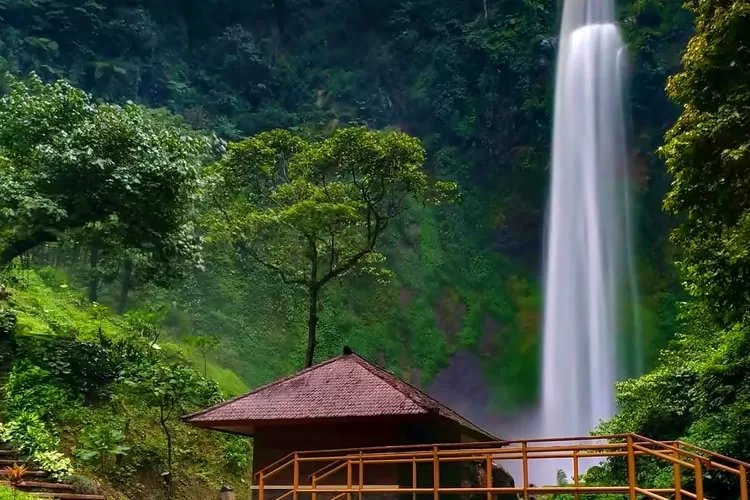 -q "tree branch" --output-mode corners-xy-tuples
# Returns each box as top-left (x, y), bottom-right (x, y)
(317, 211), (385, 288)
(211, 192), (308, 286)
(0, 230), (60, 266)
